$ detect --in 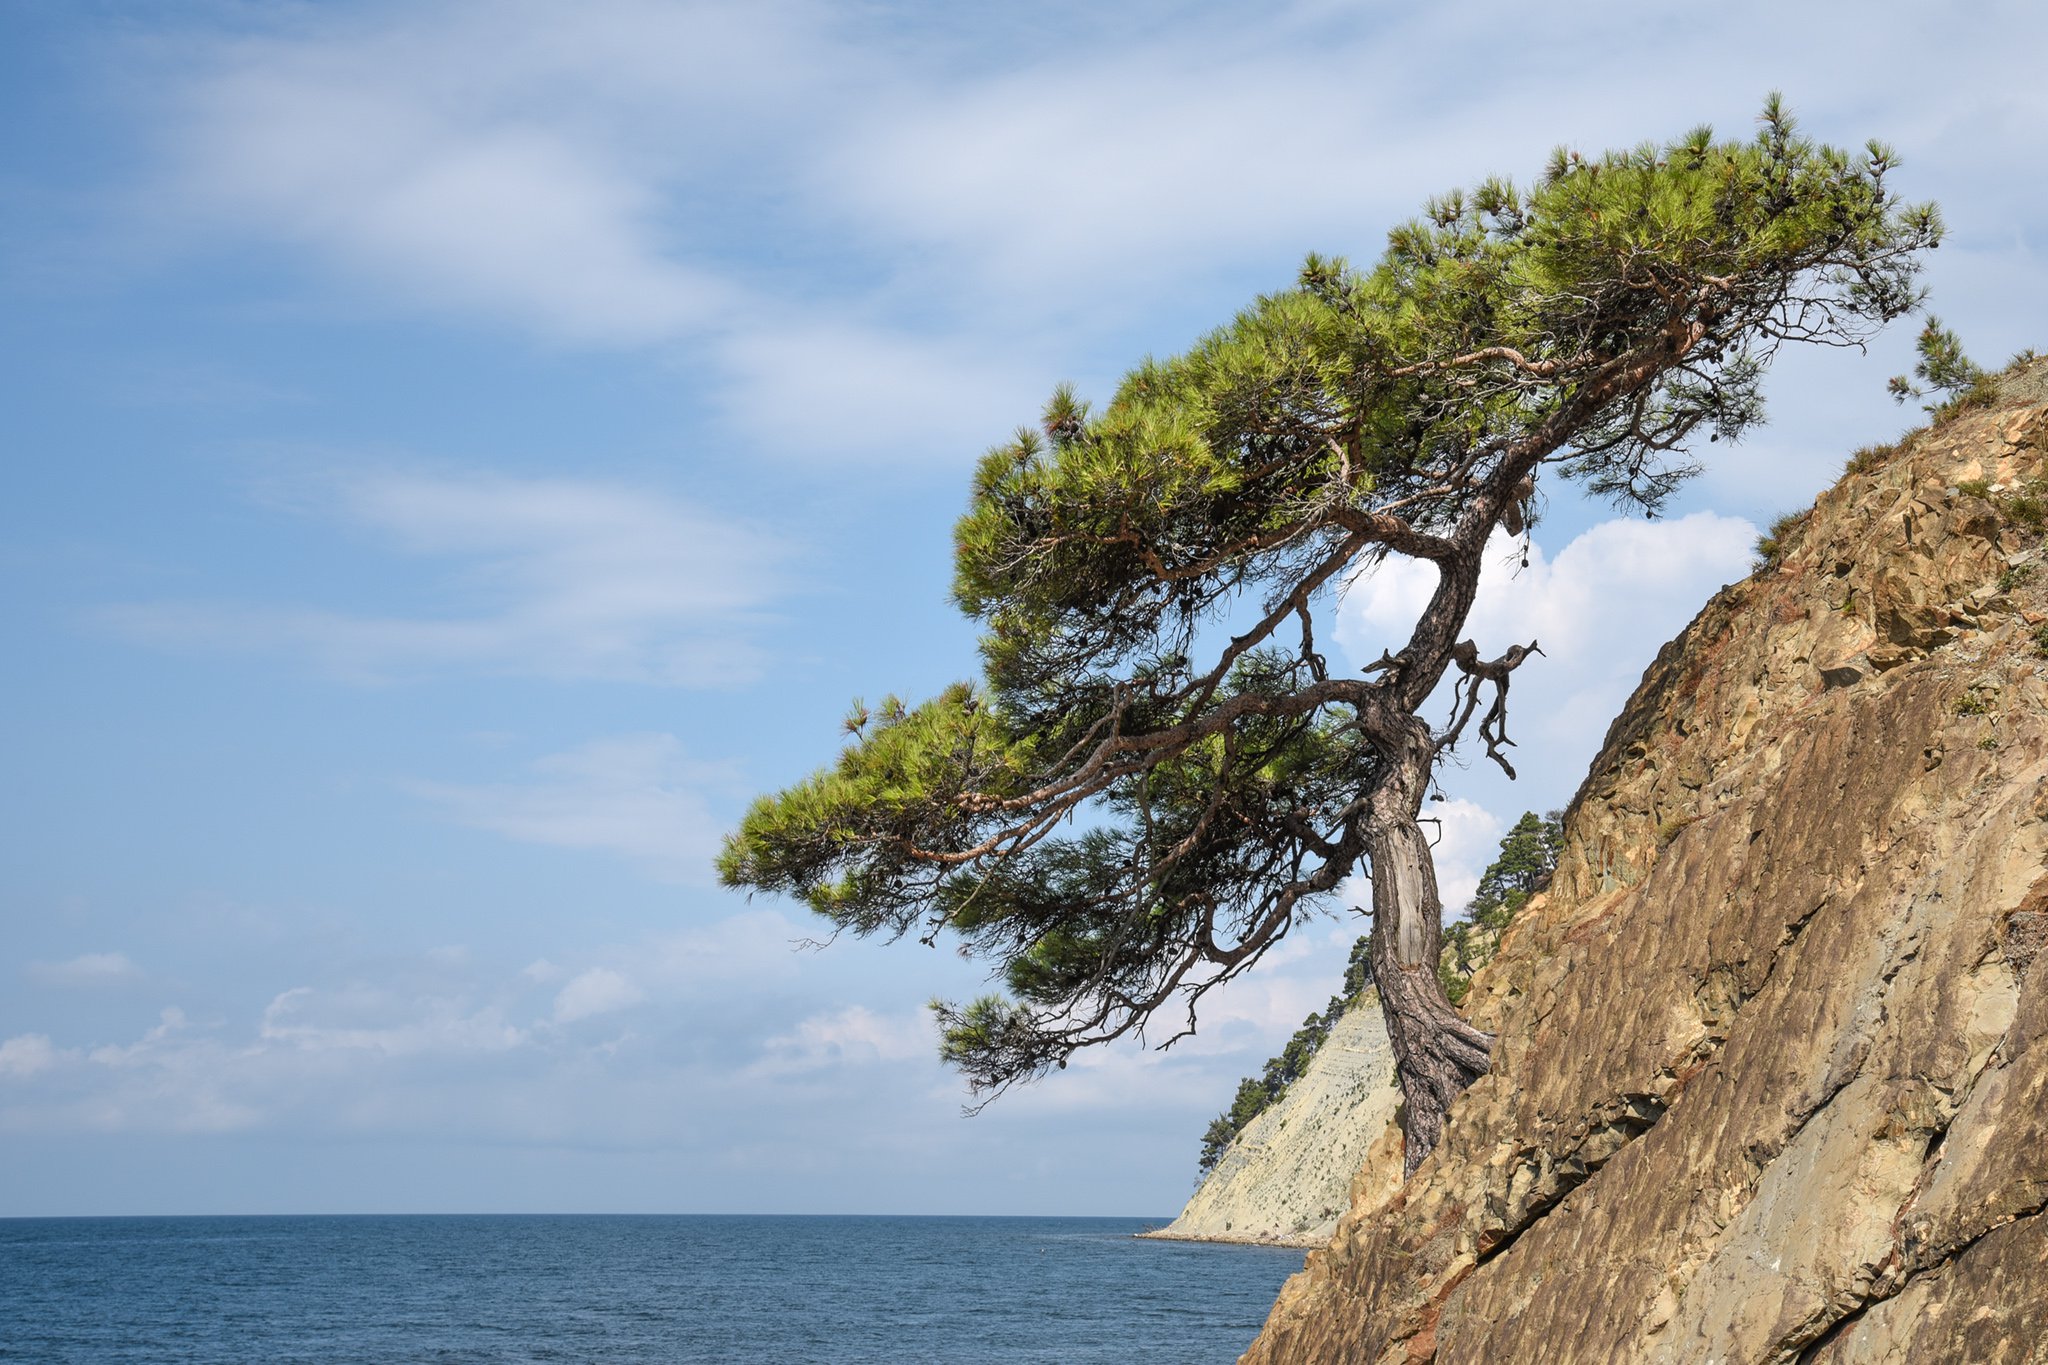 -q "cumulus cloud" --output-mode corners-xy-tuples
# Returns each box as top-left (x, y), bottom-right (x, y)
(1342, 513), (1755, 793)
(28, 952), (142, 986)
(552, 968), (644, 1024)
(103, 471), (784, 685)
(407, 732), (729, 882)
